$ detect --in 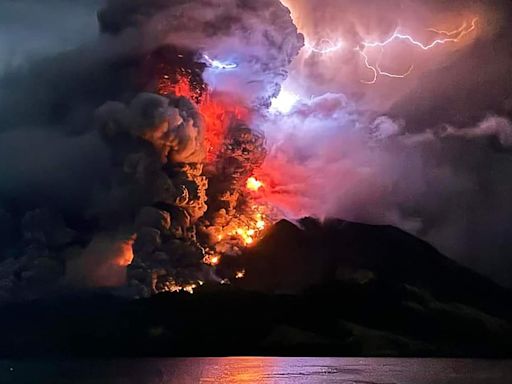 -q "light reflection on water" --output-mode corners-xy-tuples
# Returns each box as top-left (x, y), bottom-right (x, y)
(164, 358), (509, 384)
(1, 357), (511, 384)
